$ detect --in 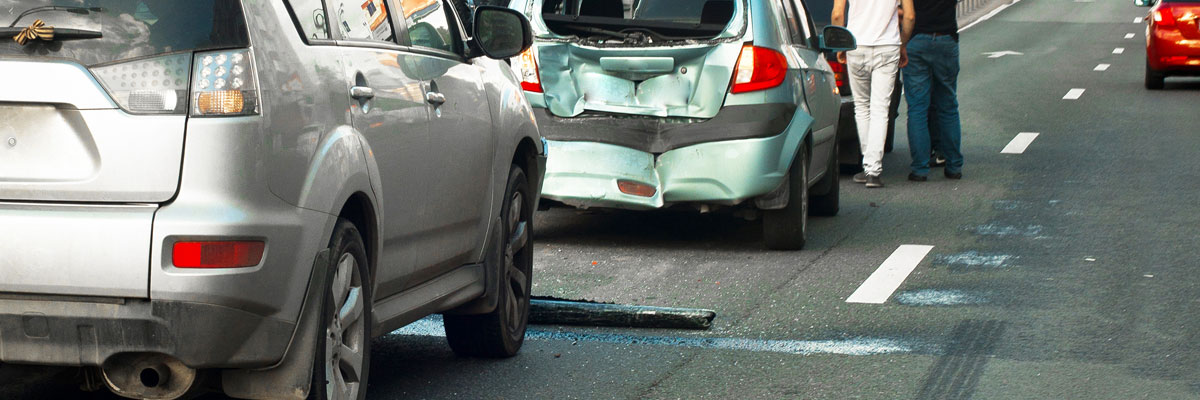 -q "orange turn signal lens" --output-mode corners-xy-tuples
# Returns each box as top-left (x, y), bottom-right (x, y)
(617, 180), (657, 197)
(173, 241), (265, 268)
(195, 90), (245, 115)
